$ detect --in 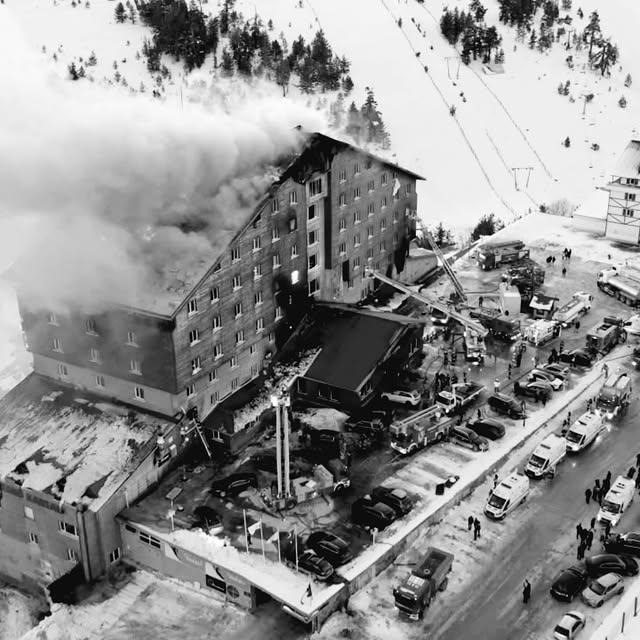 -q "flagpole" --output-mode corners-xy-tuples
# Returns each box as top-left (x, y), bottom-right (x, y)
(294, 526), (299, 572)
(277, 532), (281, 564)
(243, 509), (249, 553)
(260, 520), (265, 563)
